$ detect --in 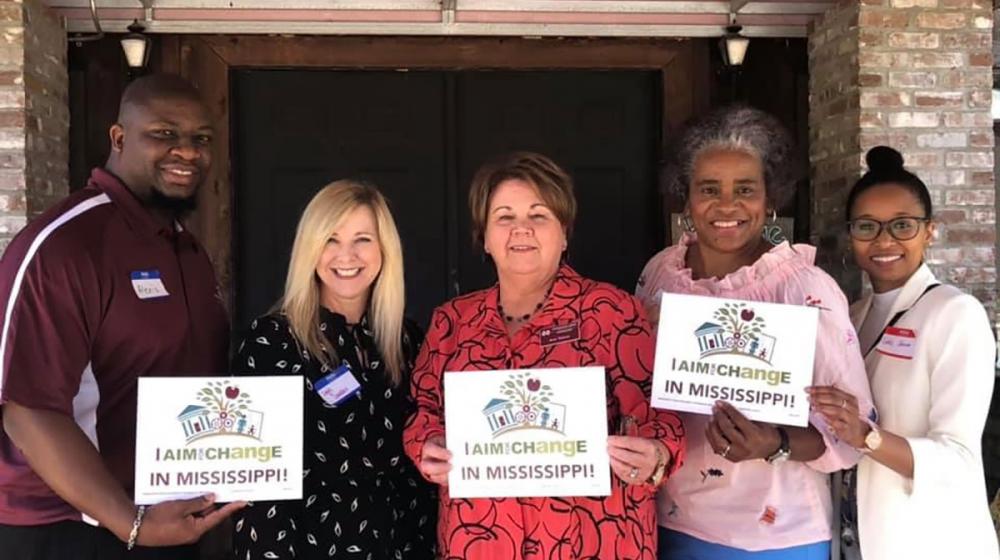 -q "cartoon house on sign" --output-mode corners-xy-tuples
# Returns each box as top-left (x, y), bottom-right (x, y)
(483, 398), (516, 433)
(695, 322), (726, 352)
(177, 405), (212, 438)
